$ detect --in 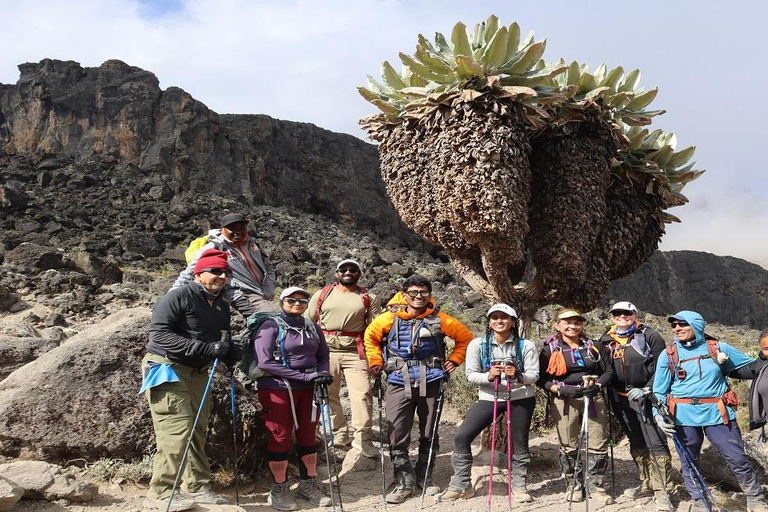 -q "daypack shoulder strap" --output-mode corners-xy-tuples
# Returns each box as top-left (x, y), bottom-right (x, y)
(666, 343), (678, 376)
(315, 285), (335, 326)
